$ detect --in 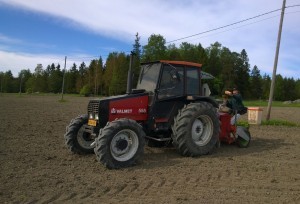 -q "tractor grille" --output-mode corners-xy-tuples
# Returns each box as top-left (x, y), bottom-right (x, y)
(88, 100), (100, 114)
